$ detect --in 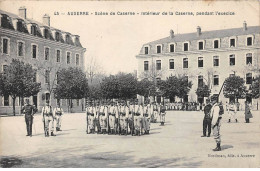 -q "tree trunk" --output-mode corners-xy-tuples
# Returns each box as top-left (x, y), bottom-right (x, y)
(12, 96), (16, 116)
